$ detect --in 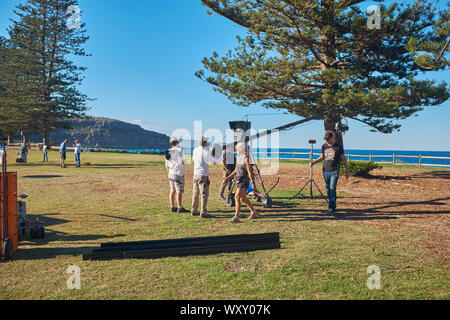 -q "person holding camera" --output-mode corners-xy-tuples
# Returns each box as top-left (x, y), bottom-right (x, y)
(74, 139), (82, 167)
(191, 136), (222, 218)
(311, 131), (349, 216)
(165, 137), (188, 214)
